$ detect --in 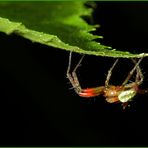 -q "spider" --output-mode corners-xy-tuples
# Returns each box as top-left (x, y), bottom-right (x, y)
(66, 52), (147, 109)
